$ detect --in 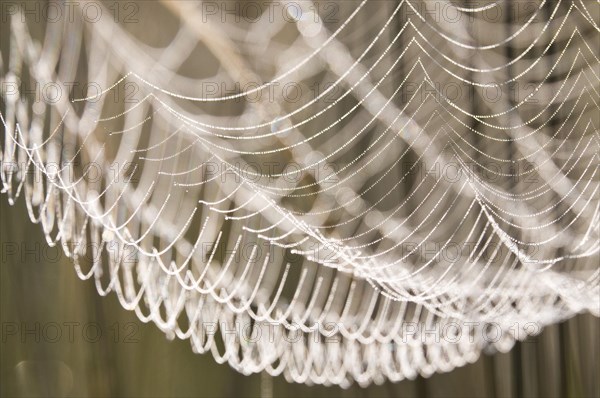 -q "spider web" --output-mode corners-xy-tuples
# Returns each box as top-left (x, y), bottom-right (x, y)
(1, 0), (599, 387)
